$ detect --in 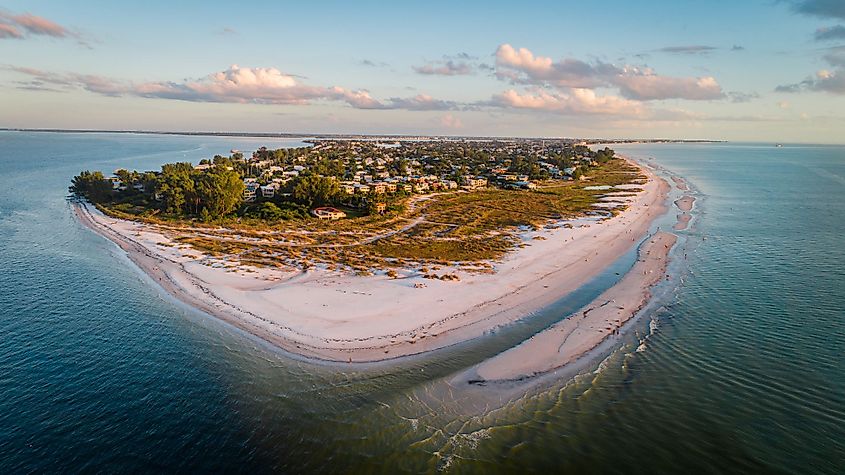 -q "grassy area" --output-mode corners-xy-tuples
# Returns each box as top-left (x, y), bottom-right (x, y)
(101, 158), (644, 272)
